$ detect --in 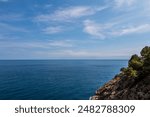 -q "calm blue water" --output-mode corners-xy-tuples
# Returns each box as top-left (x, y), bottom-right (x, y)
(0, 60), (127, 100)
